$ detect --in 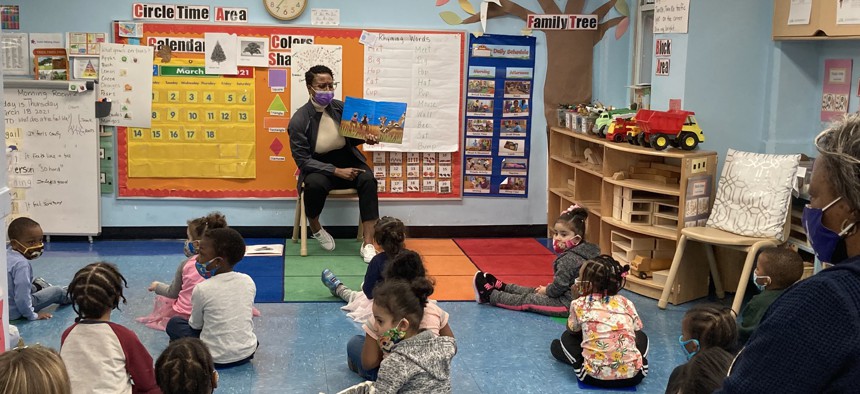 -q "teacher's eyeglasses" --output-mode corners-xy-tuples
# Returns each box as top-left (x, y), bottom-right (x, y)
(312, 82), (339, 91)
